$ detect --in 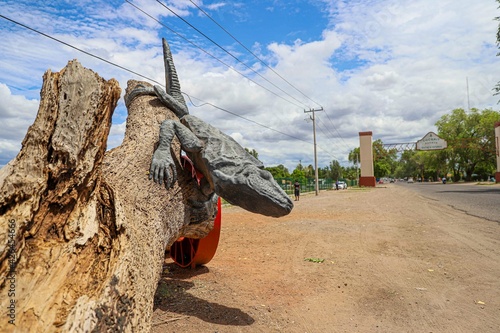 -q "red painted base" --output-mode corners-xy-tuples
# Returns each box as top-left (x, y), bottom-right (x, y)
(496, 172), (500, 183)
(359, 176), (376, 187)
